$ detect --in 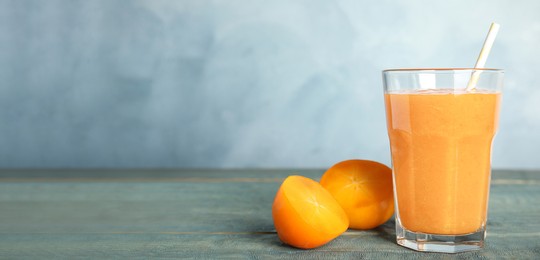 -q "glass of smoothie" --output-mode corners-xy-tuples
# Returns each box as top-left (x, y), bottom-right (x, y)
(382, 68), (503, 253)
